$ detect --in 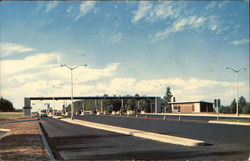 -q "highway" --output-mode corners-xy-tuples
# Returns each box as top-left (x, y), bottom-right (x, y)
(40, 116), (250, 160)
